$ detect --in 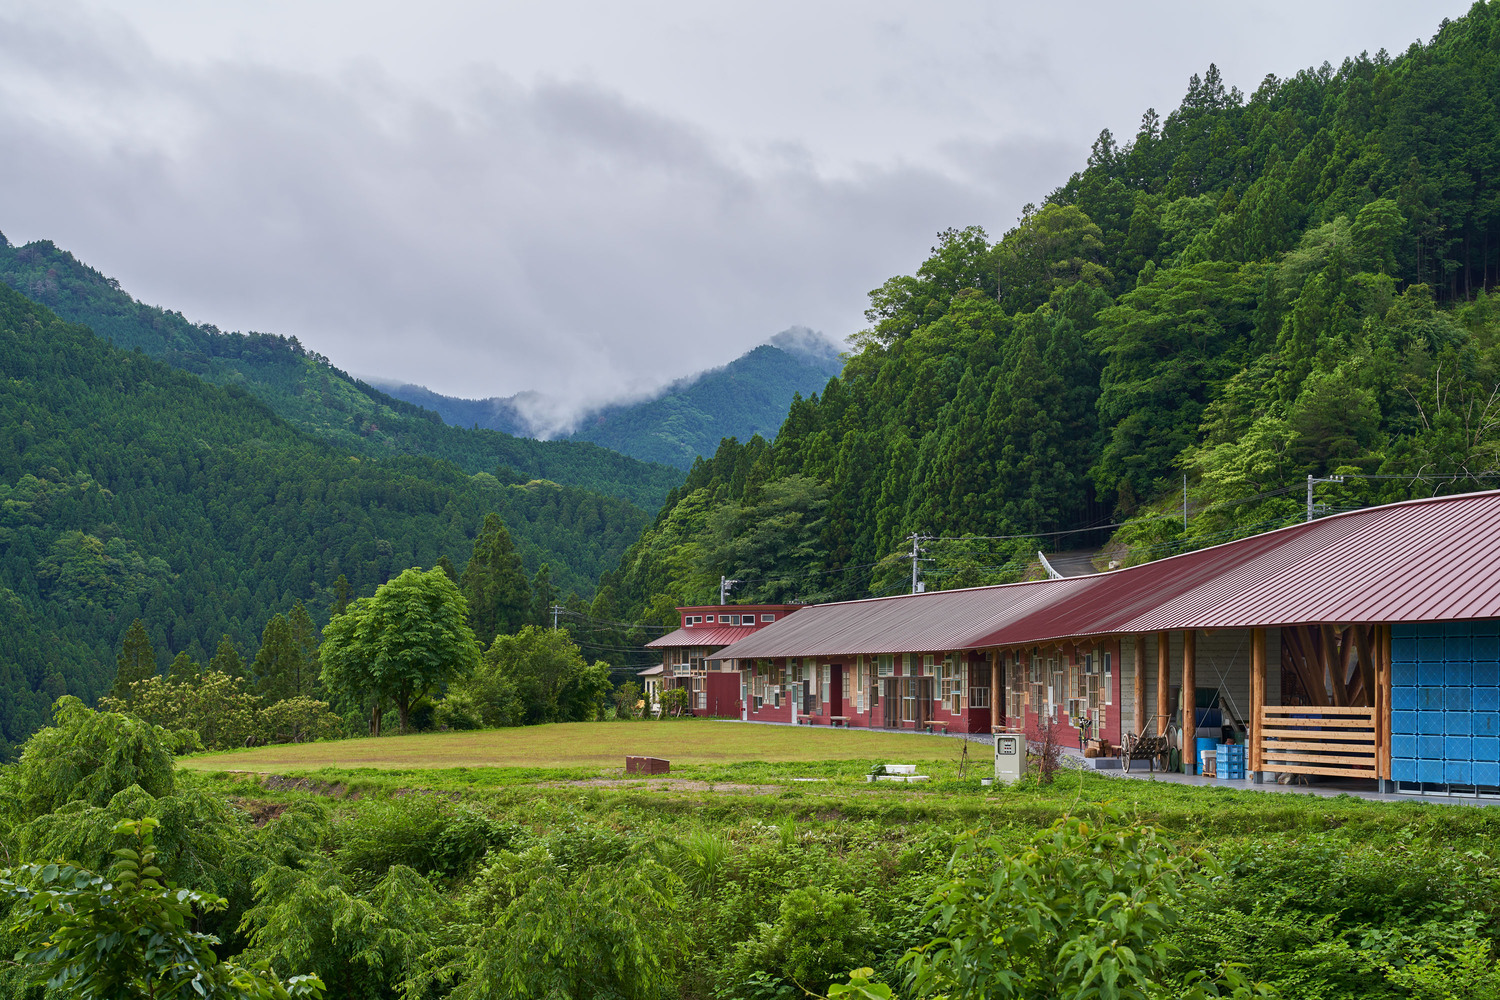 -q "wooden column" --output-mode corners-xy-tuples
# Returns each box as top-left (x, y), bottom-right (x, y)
(990, 649), (1001, 731)
(1133, 635), (1147, 736)
(1156, 631), (1170, 735)
(1379, 624), (1393, 782)
(1250, 628), (1266, 776)
(1182, 630), (1197, 774)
